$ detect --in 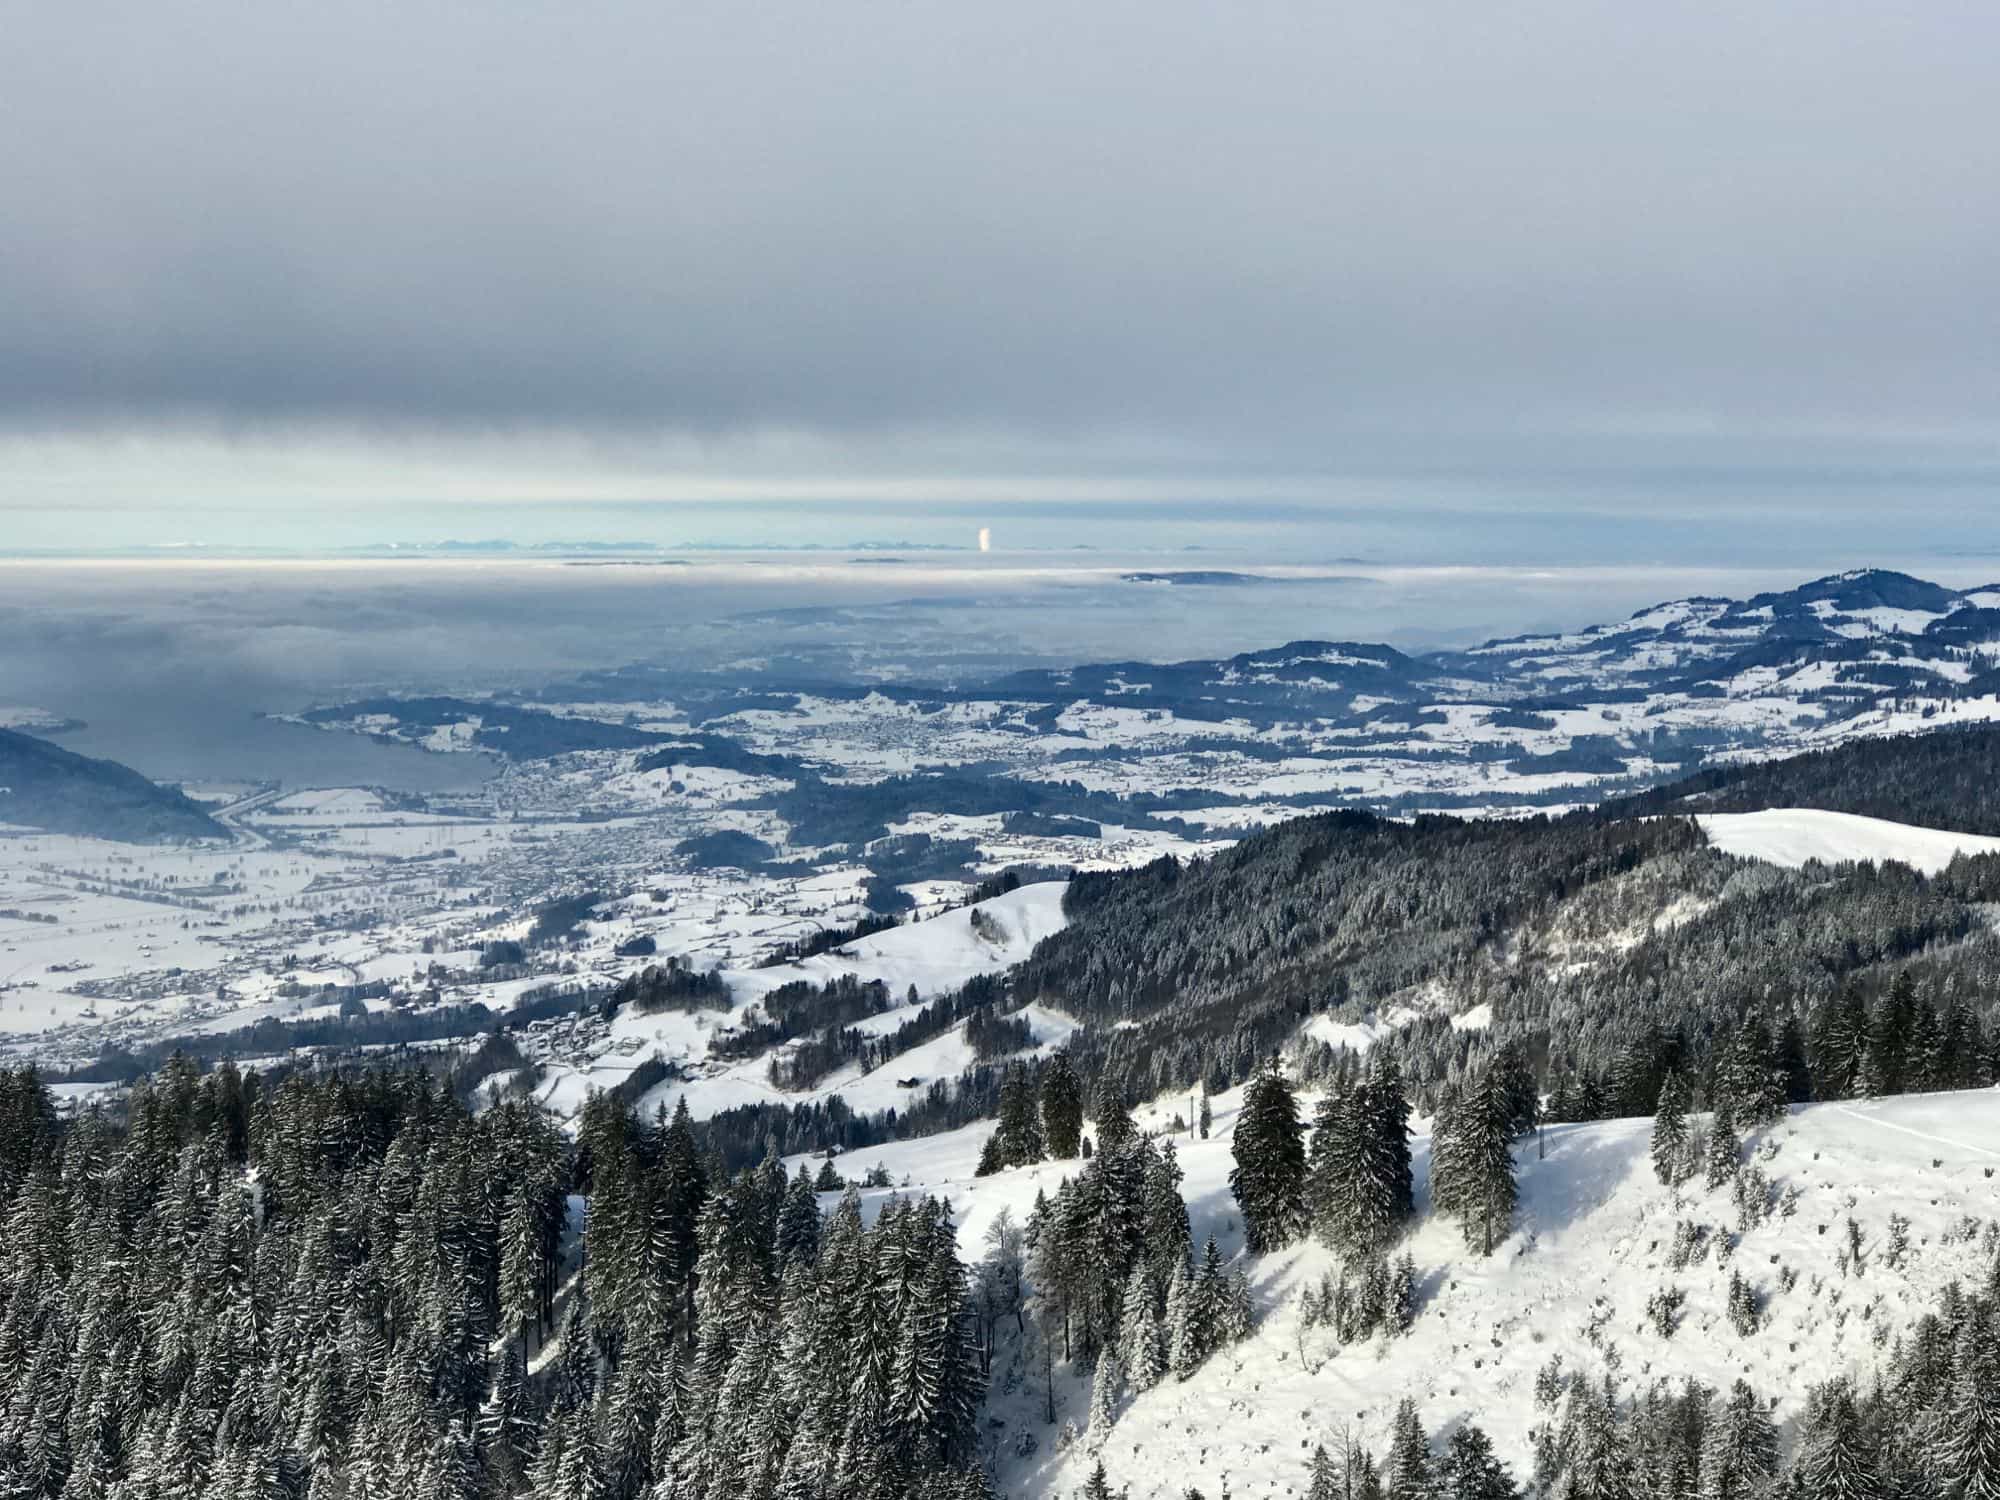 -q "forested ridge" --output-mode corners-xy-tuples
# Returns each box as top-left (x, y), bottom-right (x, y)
(630, 729), (2000, 1176)
(1604, 721), (2000, 835)
(0, 729), (226, 844)
(1011, 728), (2000, 1126)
